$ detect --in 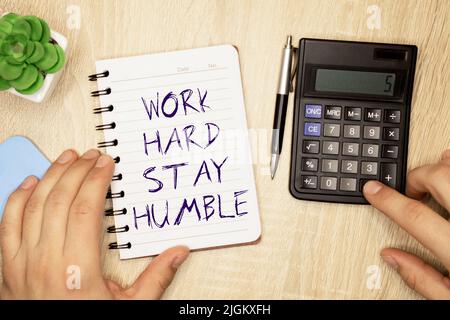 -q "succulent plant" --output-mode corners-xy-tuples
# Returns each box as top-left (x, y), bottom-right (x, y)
(0, 13), (65, 95)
